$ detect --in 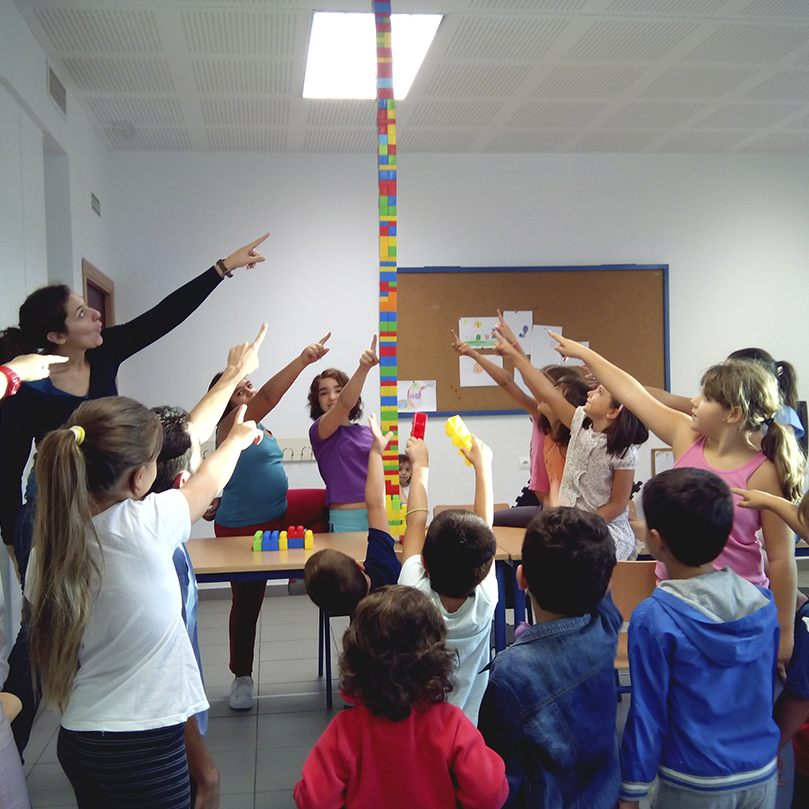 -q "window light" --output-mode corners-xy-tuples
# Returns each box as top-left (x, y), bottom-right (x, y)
(303, 12), (442, 100)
